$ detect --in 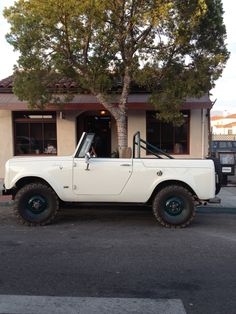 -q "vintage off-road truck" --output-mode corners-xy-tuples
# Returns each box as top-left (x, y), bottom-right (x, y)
(2, 132), (221, 228)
